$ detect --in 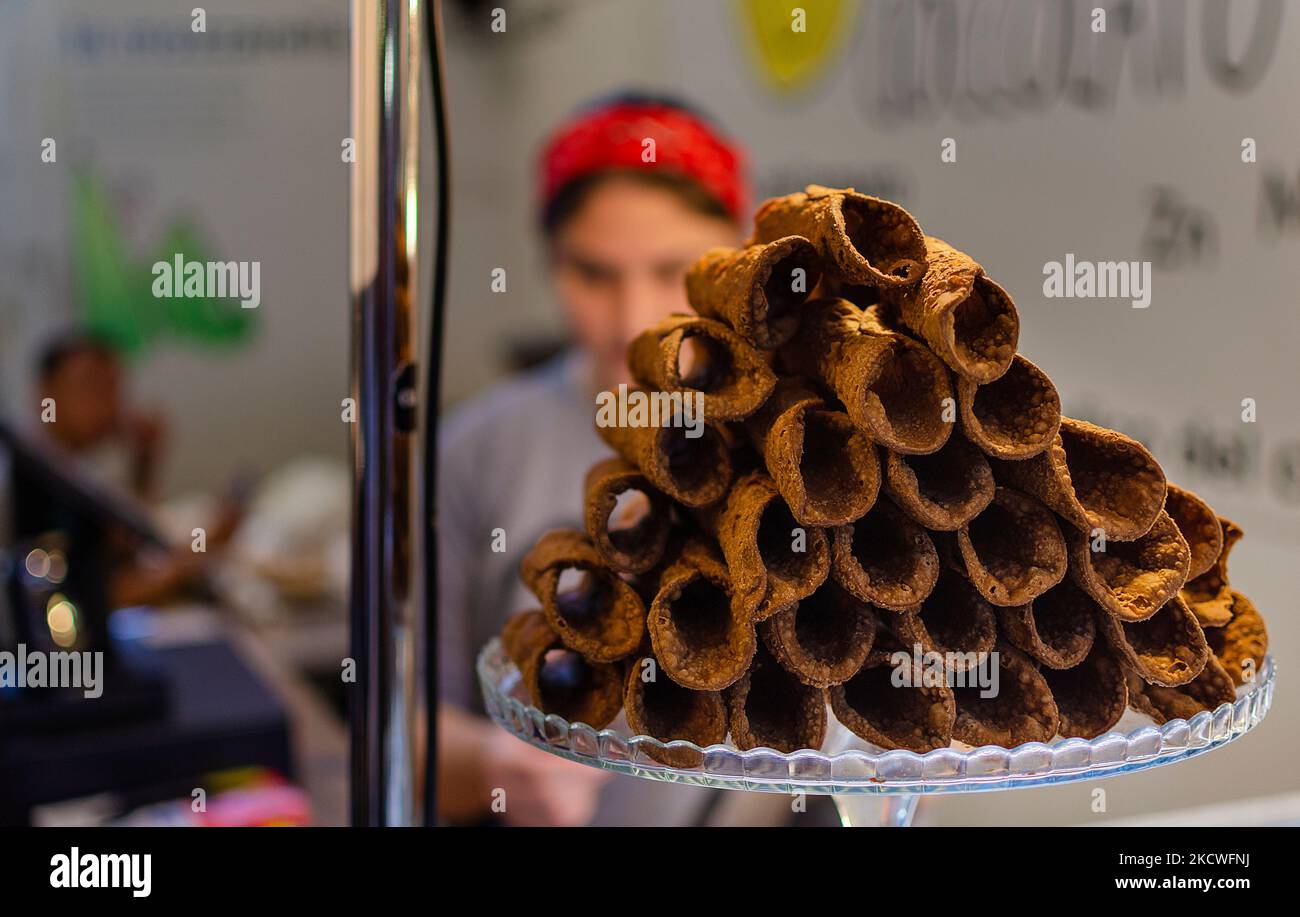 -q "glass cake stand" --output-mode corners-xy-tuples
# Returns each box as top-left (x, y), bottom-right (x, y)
(477, 639), (1275, 827)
